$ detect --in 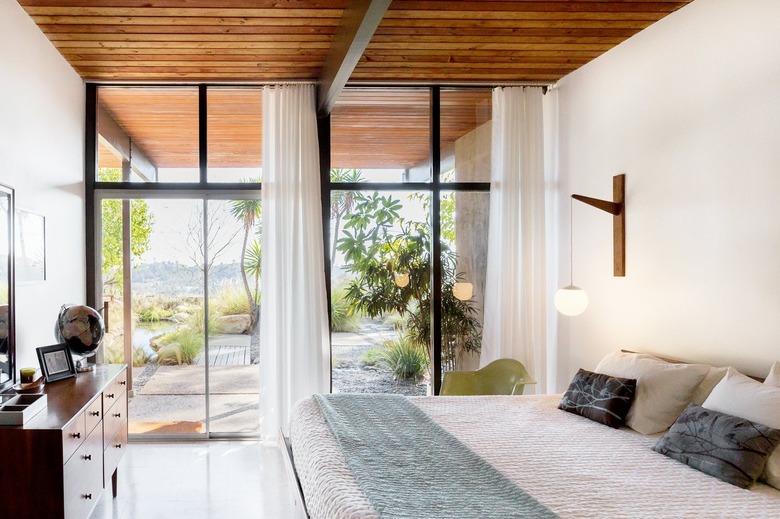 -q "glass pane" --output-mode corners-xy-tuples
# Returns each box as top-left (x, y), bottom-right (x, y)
(440, 191), (489, 375)
(206, 199), (261, 434)
(122, 199), (206, 435)
(97, 87), (199, 183)
(331, 88), (431, 183)
(441, 89), (492, 183)
(207, 88), (262, 183)
(331, 190), (430, 395)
